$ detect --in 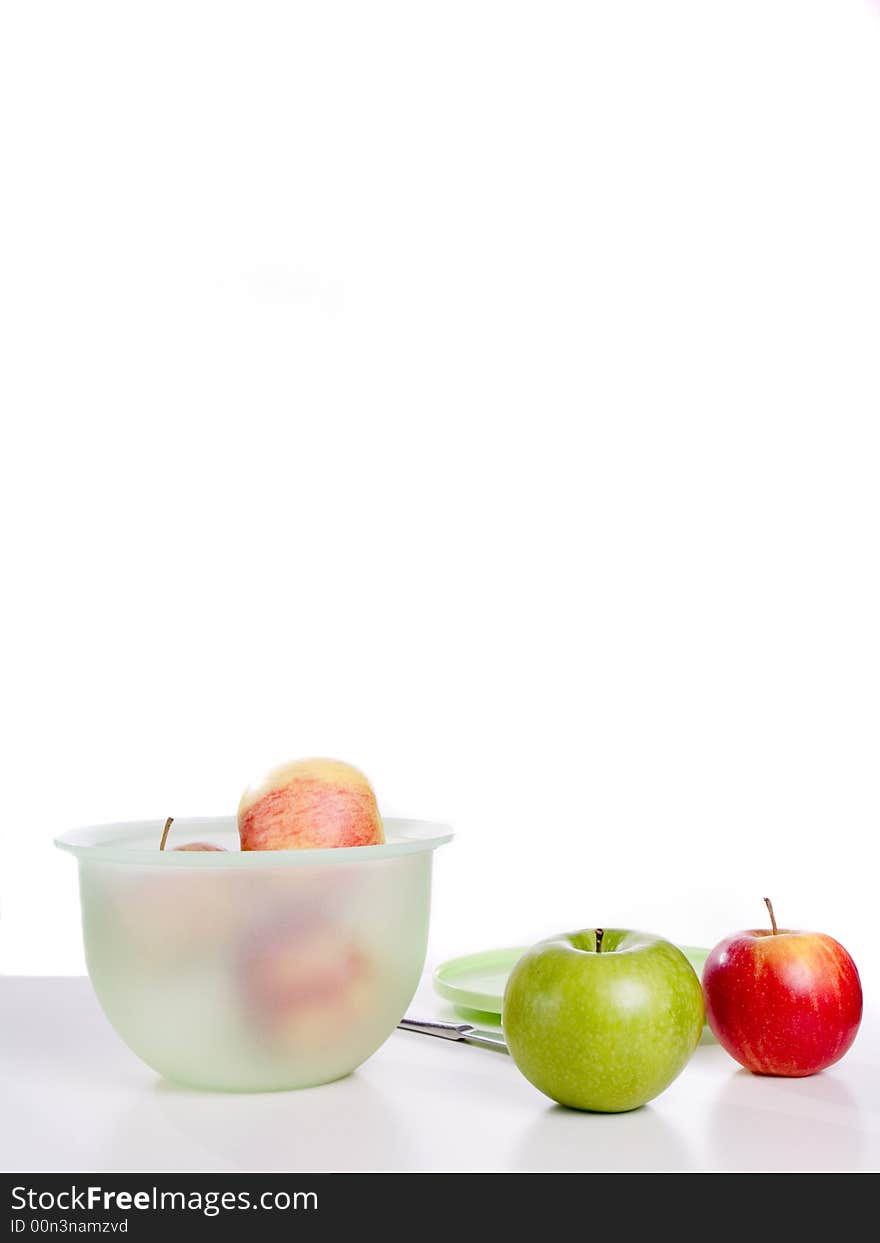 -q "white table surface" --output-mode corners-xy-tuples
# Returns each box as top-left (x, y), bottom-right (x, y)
(2, 974), (878, 1173)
